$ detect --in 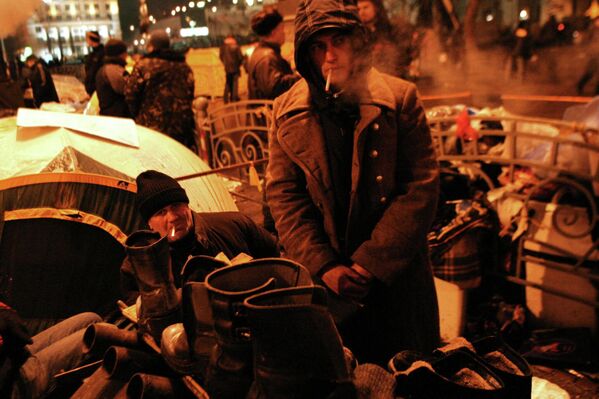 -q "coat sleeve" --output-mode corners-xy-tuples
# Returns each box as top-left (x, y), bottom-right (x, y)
(124, 64), (144, 117)
(266, 110), (340, 276)
(351, 84), (439, 286)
